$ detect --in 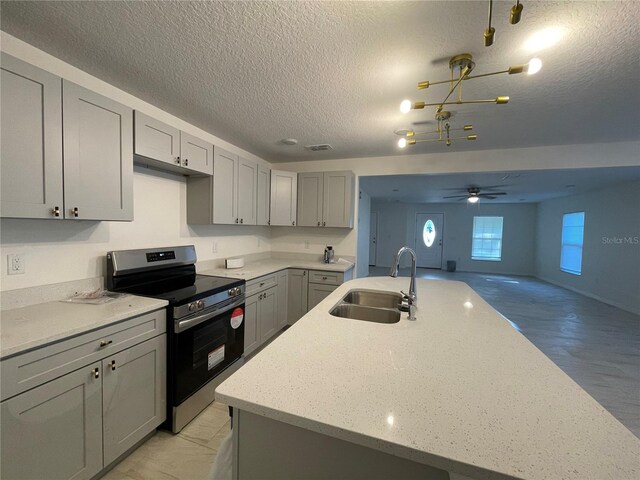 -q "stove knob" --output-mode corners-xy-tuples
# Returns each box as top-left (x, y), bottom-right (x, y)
(197, 300), (204, 309)
(234, 287), (241, 296)
(188, 302), (196, 312)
